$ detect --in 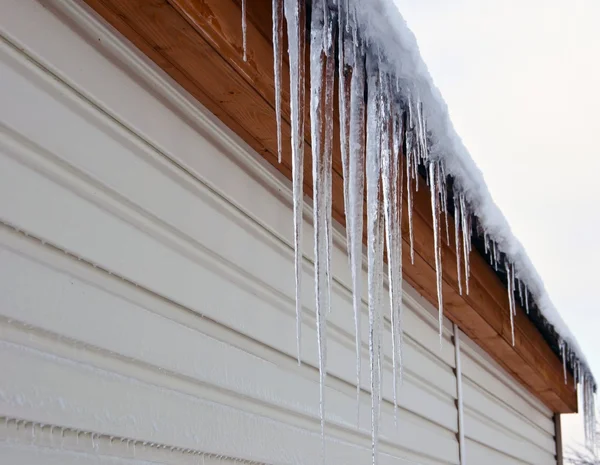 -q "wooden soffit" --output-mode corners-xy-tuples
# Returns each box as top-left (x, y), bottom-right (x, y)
(81, 0), (577, 413)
